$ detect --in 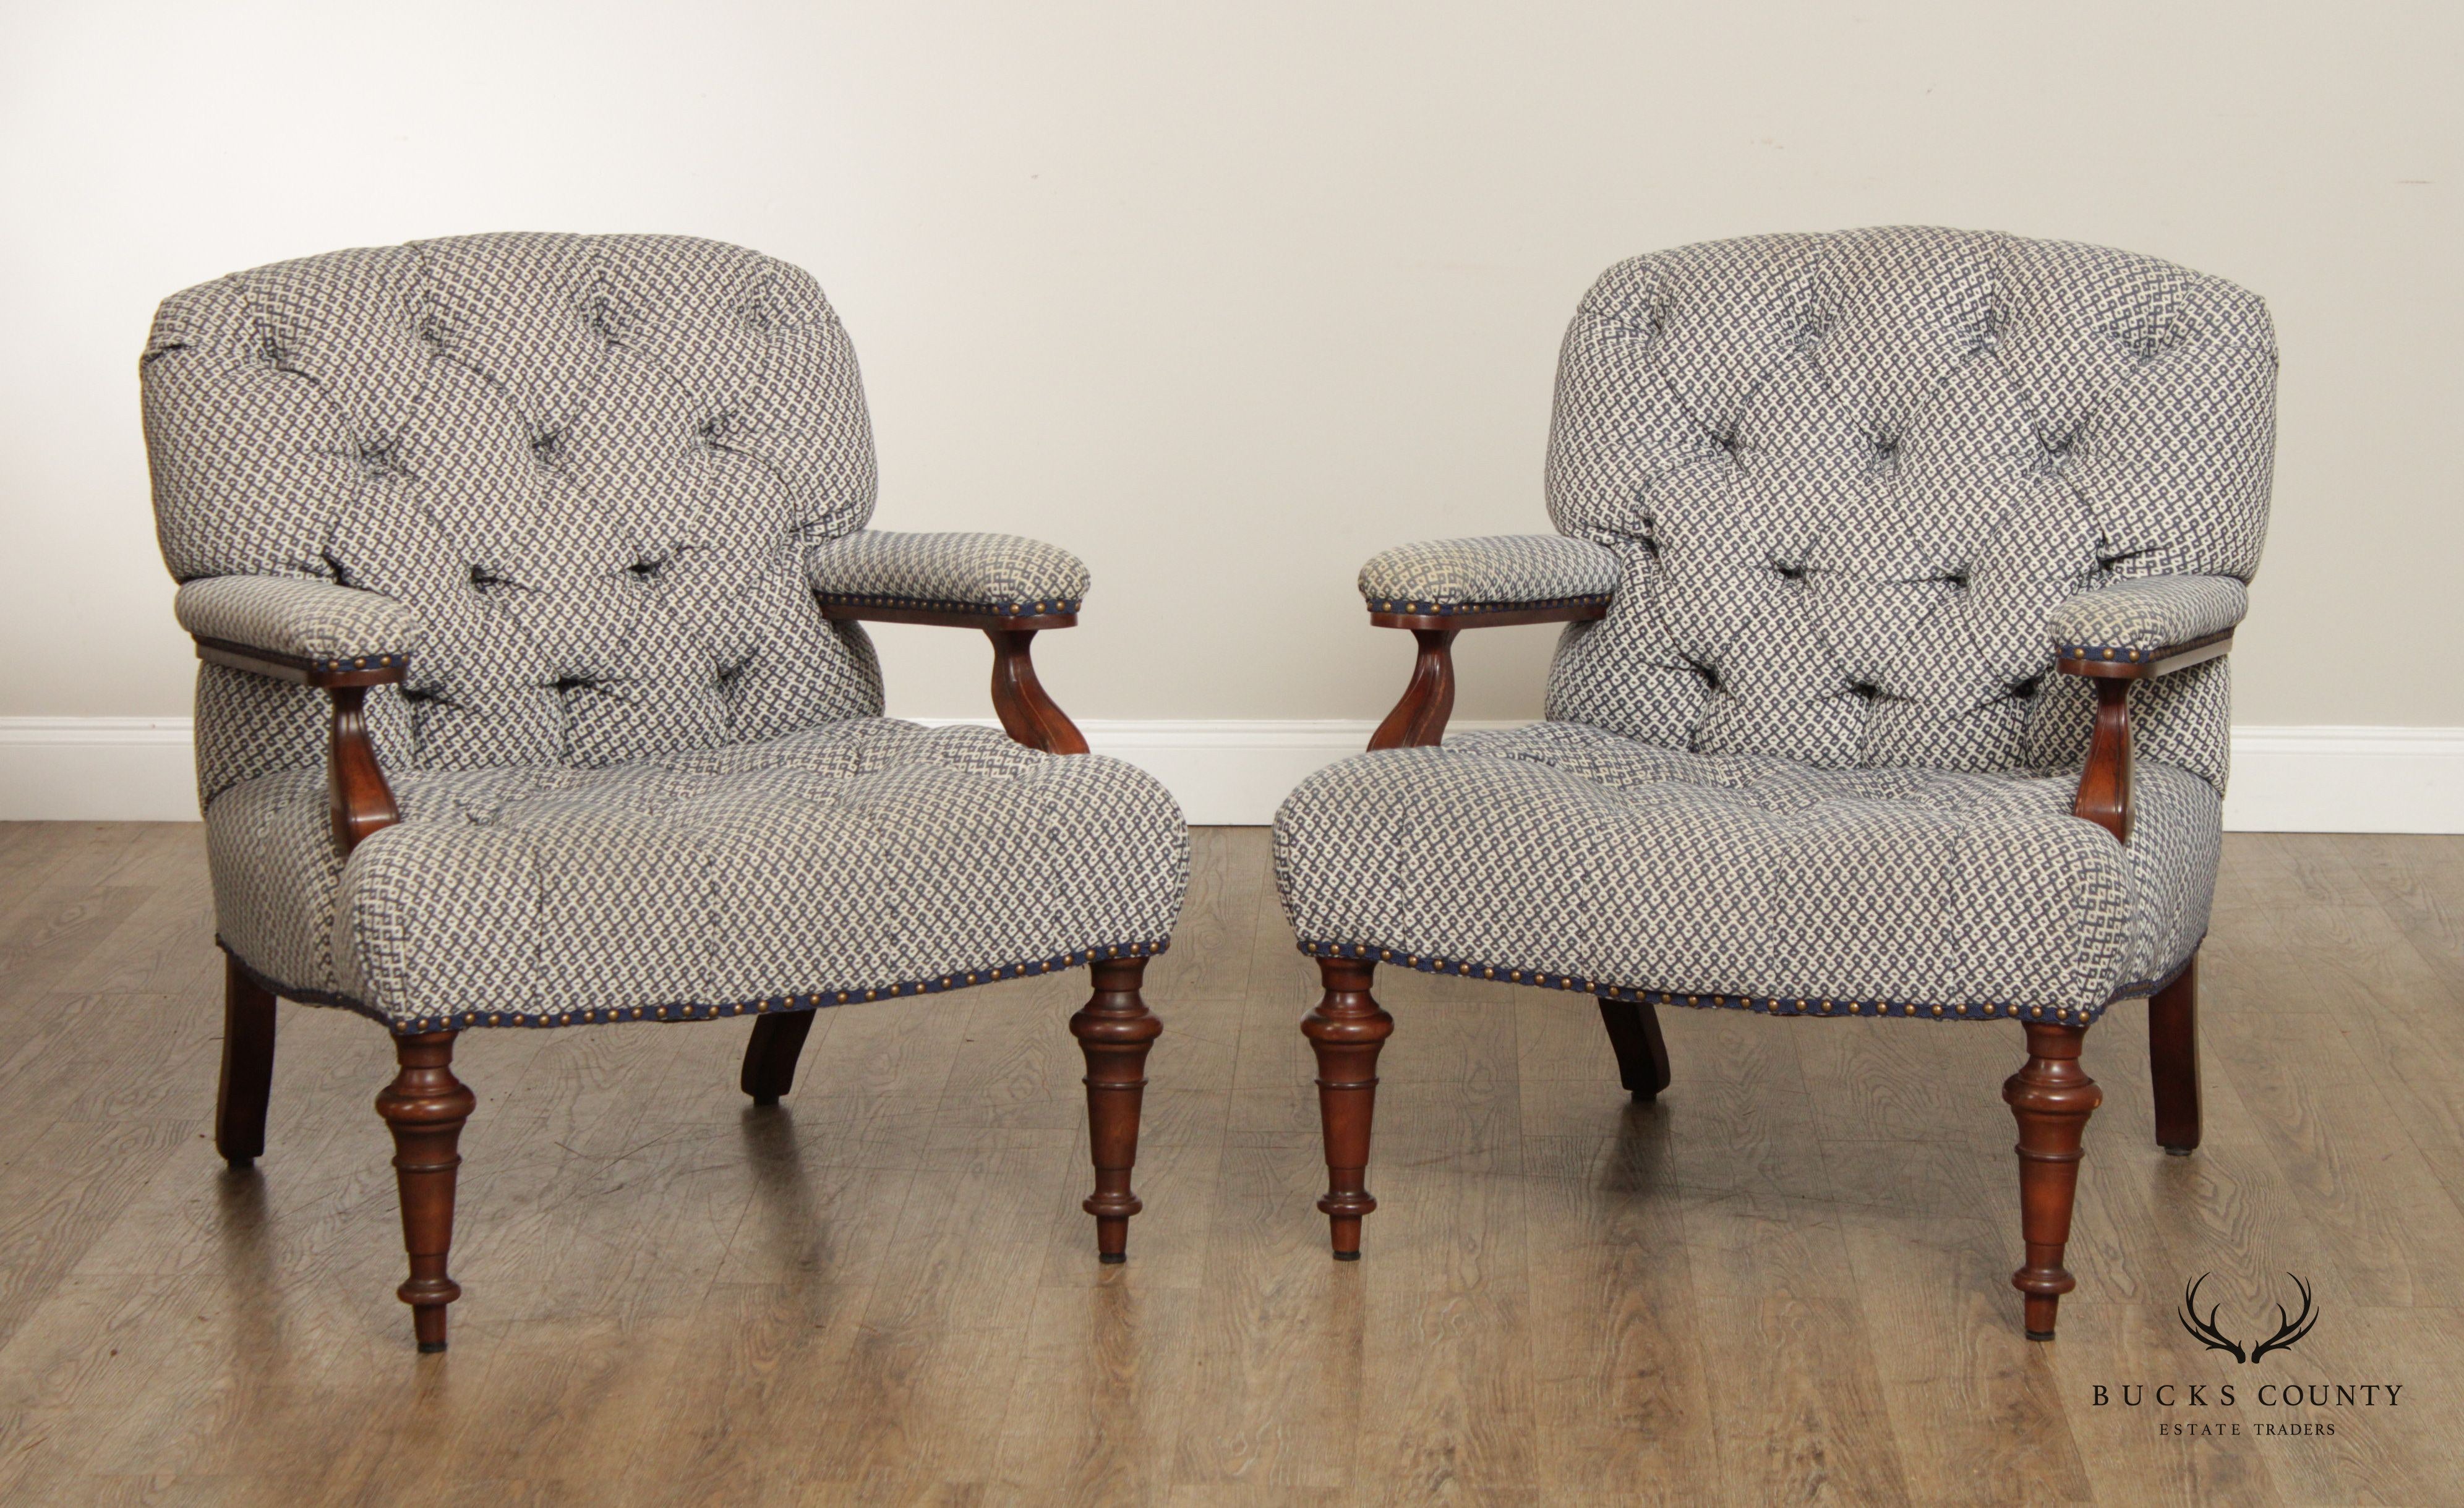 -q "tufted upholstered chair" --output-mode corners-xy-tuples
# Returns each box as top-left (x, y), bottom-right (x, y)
(1273, 227), (2274, 1339)
(143, 233), (1189, 1350)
